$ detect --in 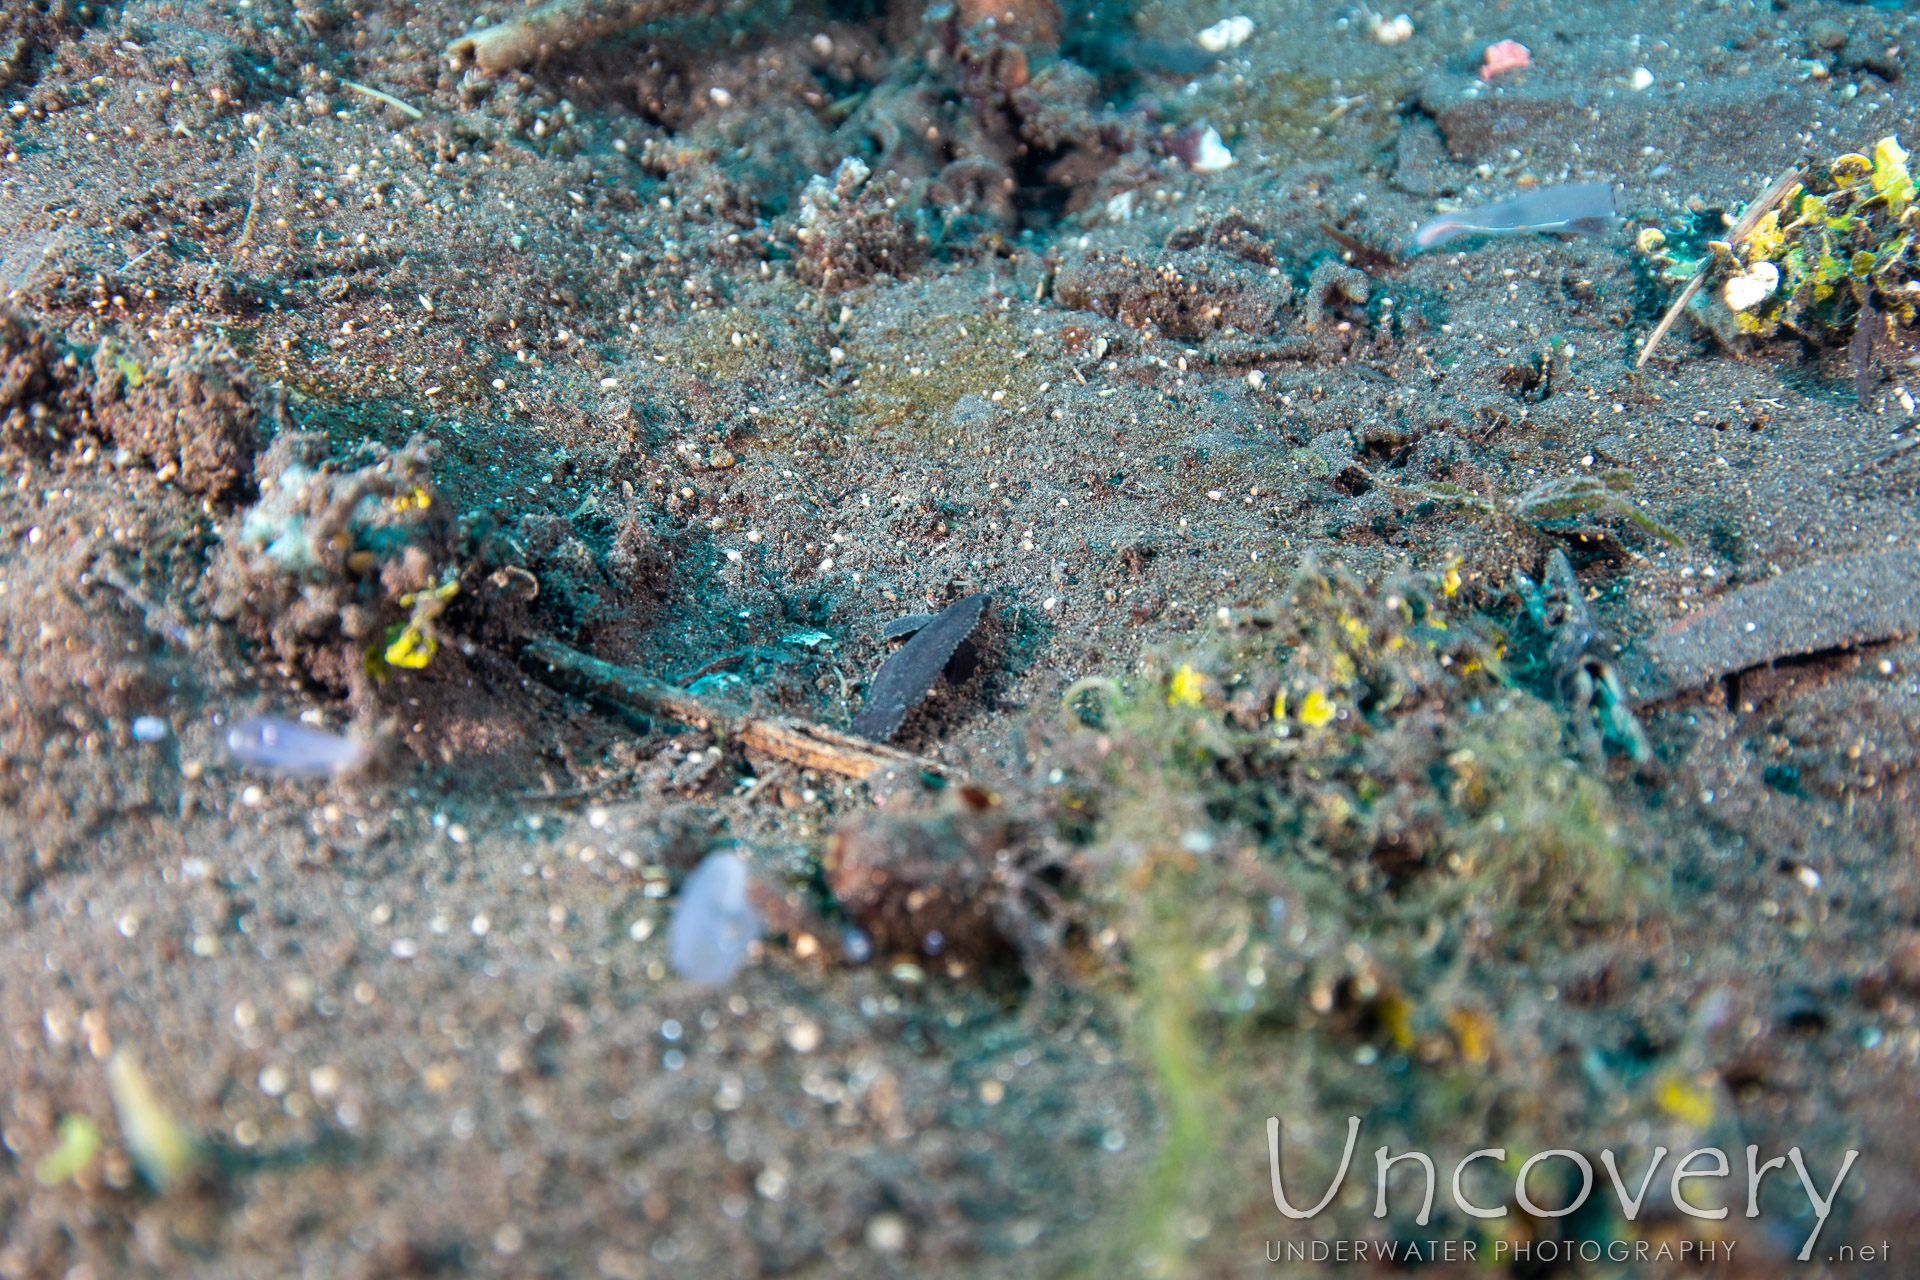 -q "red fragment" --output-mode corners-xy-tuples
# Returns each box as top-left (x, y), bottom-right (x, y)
(1480, 39), (1531, 81)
